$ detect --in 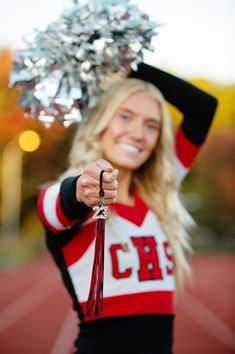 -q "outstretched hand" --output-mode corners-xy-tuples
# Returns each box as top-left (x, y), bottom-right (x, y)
(76, 159), (118, 208)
